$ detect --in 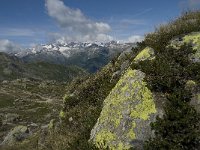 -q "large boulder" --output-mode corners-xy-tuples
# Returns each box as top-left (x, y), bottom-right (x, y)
(90, 68), (163, 149)
(169, 32), (200, 62)
(183, 32), (200, 62)
(1, 125), (31, 146)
